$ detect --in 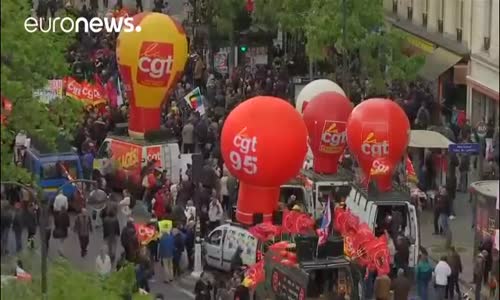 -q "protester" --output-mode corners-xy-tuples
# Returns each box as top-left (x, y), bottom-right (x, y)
(208, 196), (223, 232)
(415, 254), (433, 300)
(74, 207), (93, 257)
(159, 230), (175, 283)
(194, 272), (212, 300)
(446, 246), (462, 299)
(390, 268), (411, 300)
(95, 246), (112, 277)
(53, 208), (70, 256)
(434, 255), (452, 300)
(102, 209), (120, 263)
(53, 190), (69, 214)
